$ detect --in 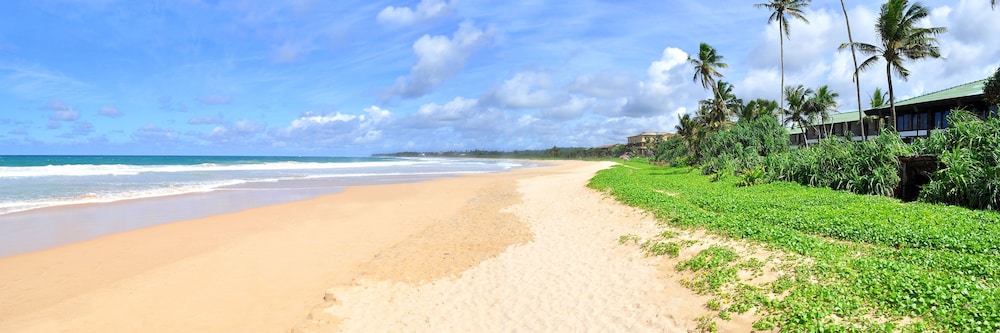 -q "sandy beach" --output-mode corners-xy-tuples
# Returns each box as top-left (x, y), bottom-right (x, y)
(0, 160), (743, 332)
